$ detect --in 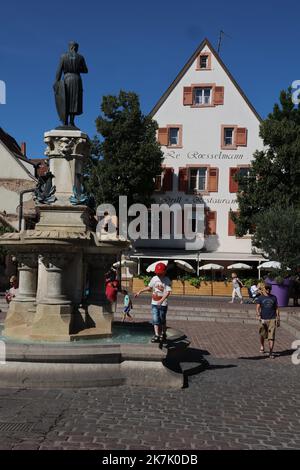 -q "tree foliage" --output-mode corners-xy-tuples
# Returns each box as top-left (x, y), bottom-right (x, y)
(234, 89), (300, 271)
(252, 205), (300, 271)
(85, 91), (163, 211)
(235, 89), (300, 235)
